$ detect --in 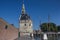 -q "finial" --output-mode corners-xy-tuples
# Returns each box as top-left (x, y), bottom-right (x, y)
(22, 0), (25, 14)
(23, 0), (24, 4)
